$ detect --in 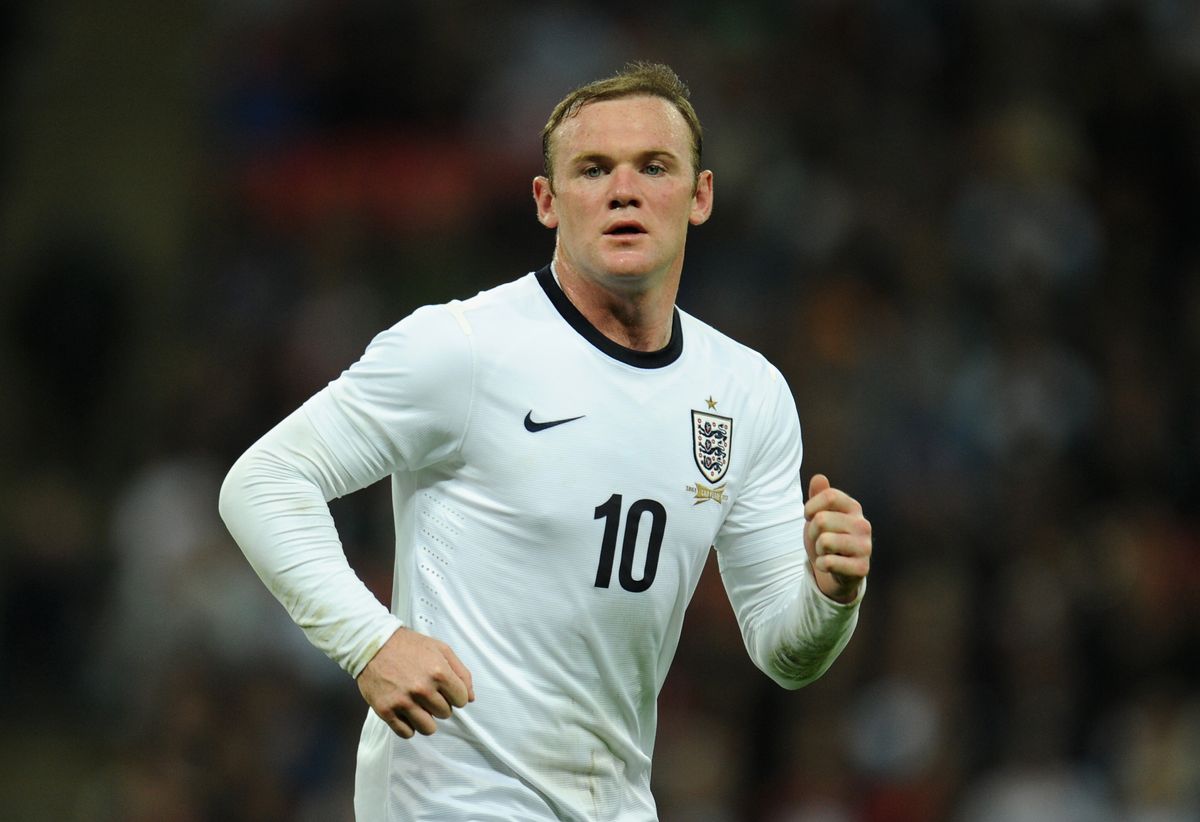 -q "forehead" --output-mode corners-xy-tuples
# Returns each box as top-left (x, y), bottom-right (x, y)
(553, 95), (691, 159)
